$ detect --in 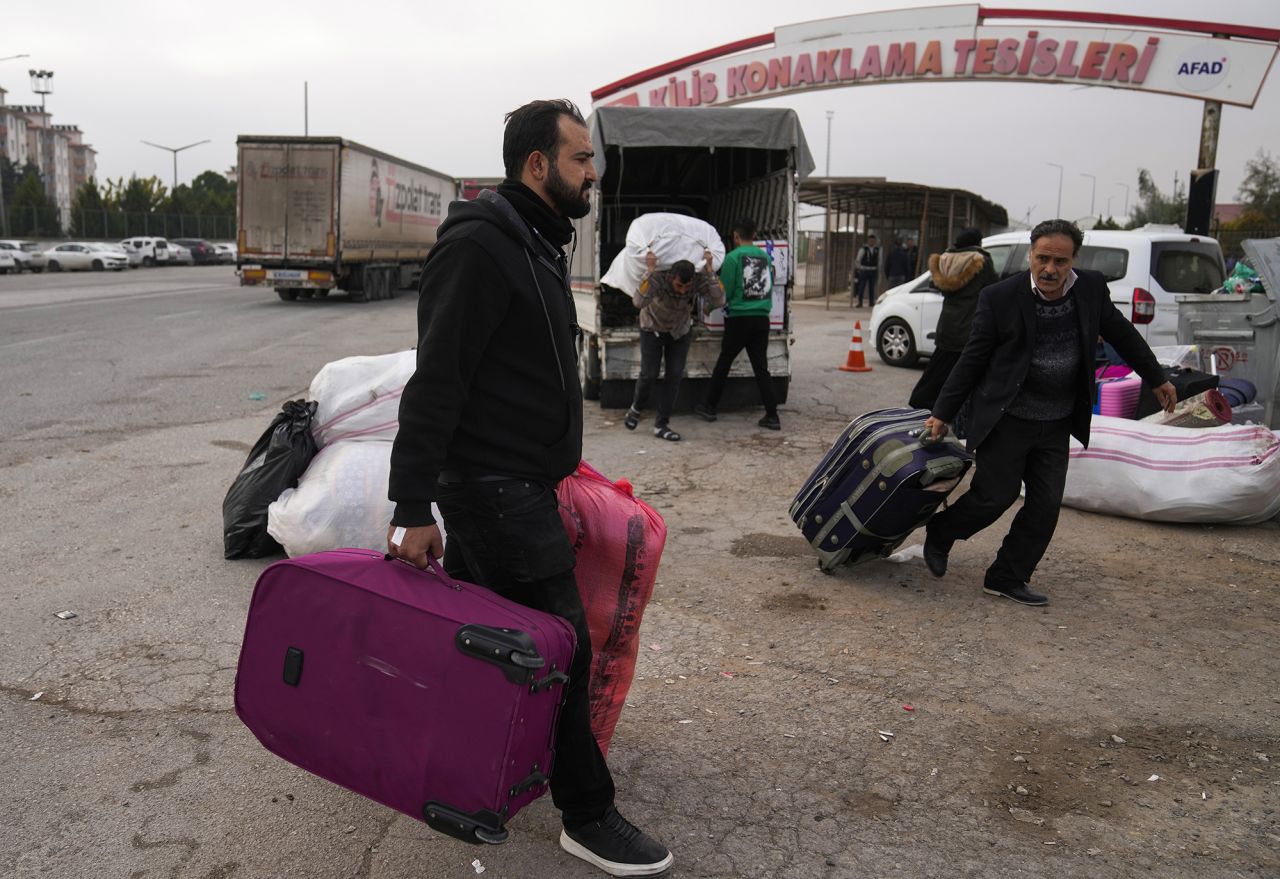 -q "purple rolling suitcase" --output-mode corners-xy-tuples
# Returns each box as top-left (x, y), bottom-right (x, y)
(234, 548), (576, 844)
(790, 408), (972, 572)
